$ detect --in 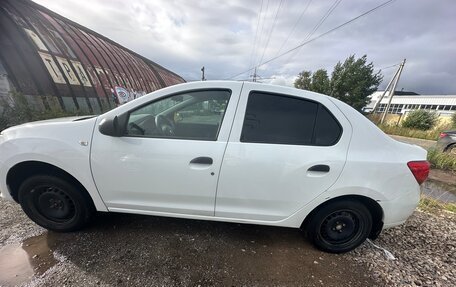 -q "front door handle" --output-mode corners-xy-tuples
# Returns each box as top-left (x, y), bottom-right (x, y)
(308, 164), (330, 173)
(190, 157), (213, 165)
